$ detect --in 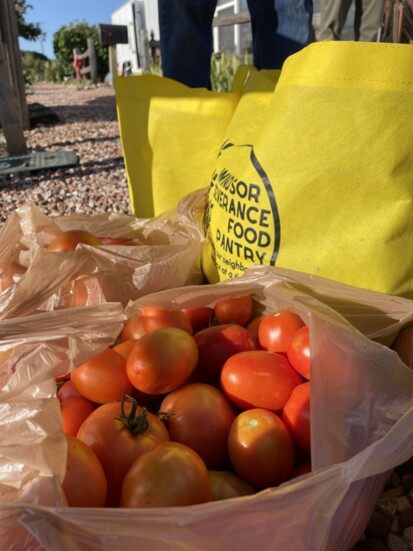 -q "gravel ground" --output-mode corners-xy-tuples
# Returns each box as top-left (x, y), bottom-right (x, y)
(0, 81), (132, 225)
(1, 82), (413, 551)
